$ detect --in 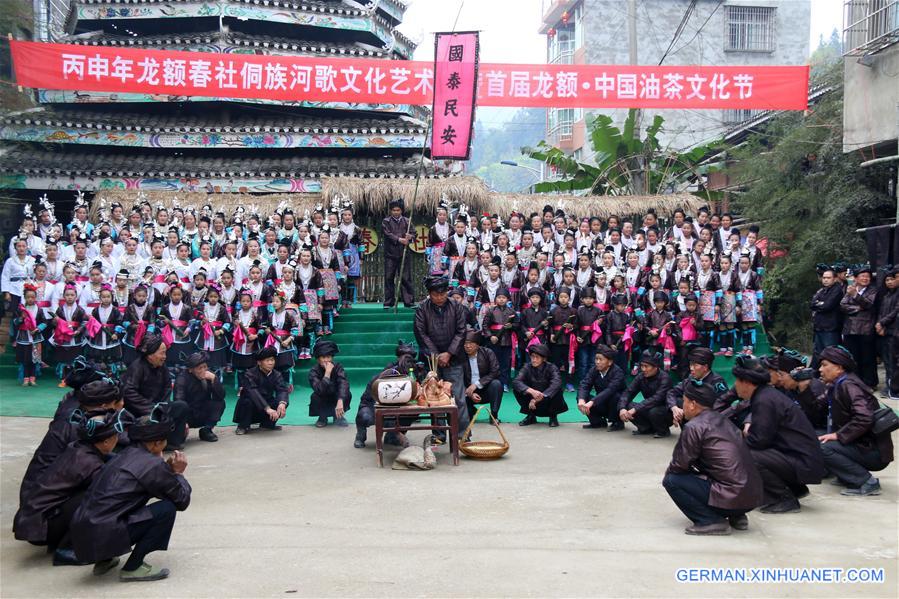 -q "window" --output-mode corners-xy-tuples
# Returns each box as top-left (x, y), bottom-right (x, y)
(549, 24), (576, 64)
(725, 5), (776, 52)
(549, 108), (574, 143)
